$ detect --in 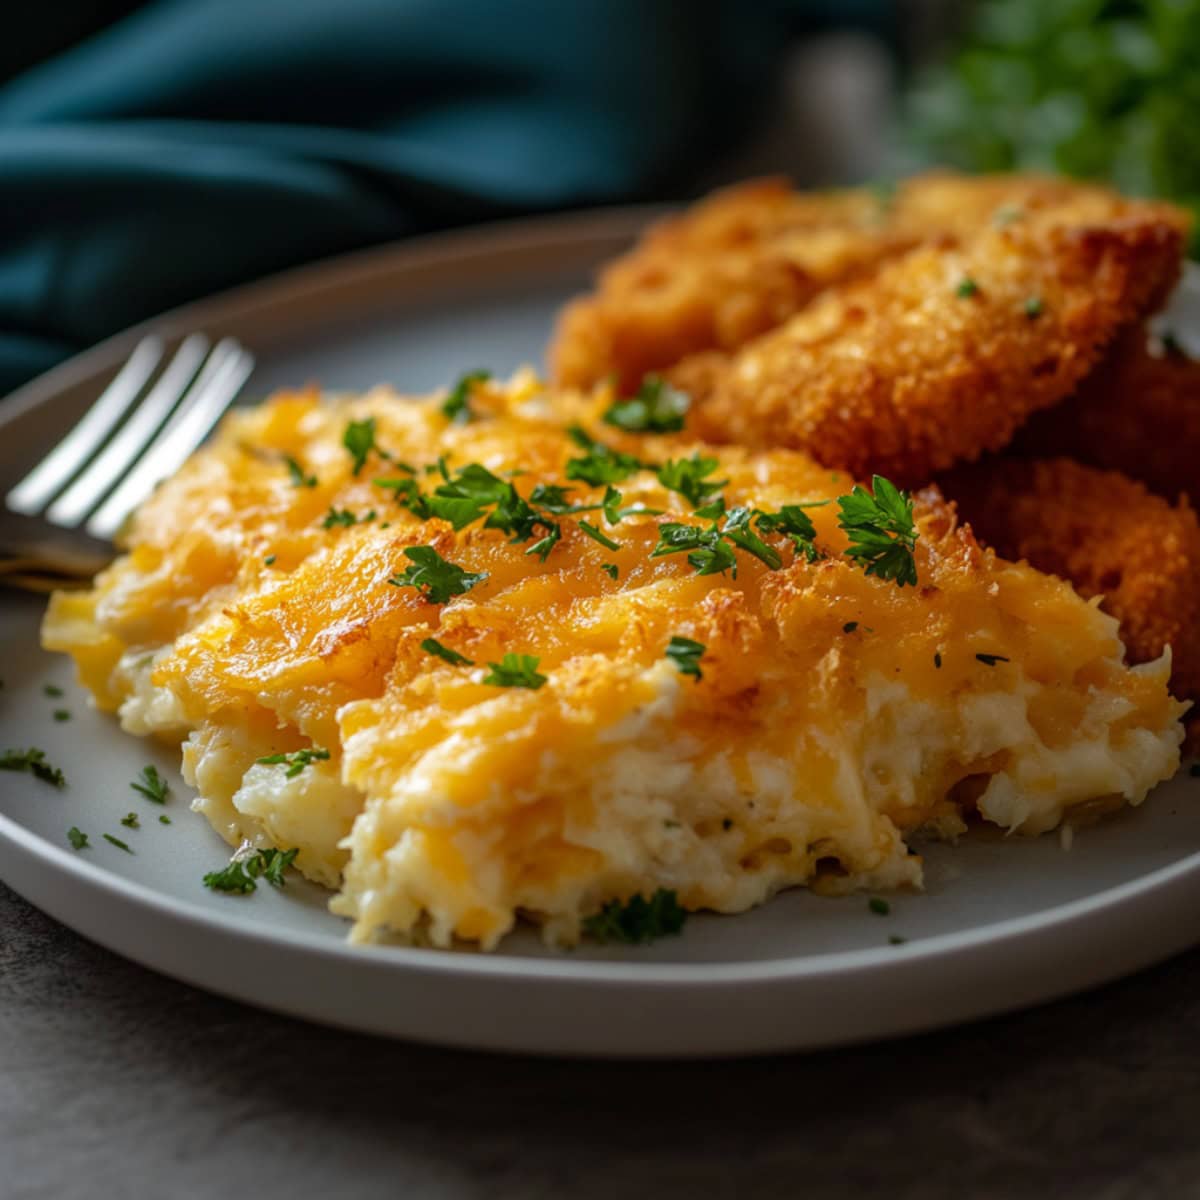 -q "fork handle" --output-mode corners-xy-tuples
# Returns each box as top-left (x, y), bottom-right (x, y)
(0, 509), (113, 580)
